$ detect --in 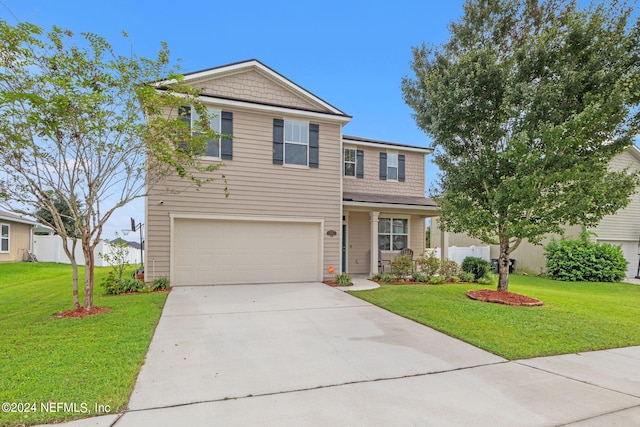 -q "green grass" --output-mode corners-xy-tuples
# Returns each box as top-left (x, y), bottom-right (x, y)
(0, 263), (167, 426)
(349, 274), (640, 360)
